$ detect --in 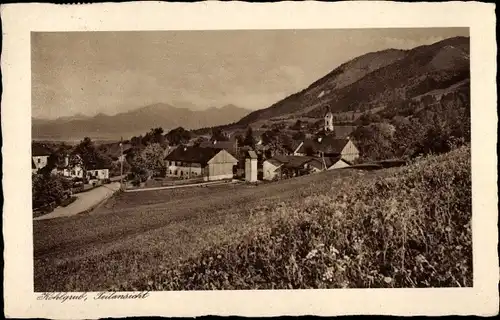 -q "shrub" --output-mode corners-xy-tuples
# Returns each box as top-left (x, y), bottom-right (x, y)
(123, 146), (471, 290)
